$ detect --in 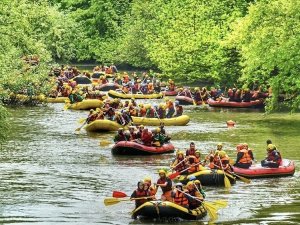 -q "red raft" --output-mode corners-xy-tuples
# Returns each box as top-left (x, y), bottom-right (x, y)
(111, 141), (175, 155)
(232, 159), (295, 178)
(98, 83), (120, 91)
(162, 90), (178, 96)
(207, 98), (264, 108)
(175, 96), (207, 105)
